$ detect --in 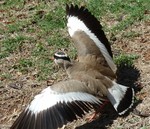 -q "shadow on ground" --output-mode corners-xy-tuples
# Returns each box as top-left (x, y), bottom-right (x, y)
(116, 65), (141, 92)
(76, 64), (141, 129)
